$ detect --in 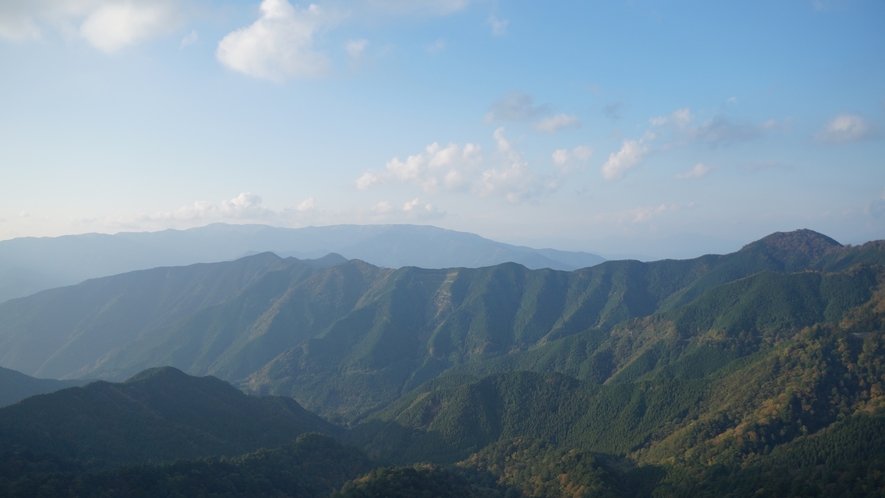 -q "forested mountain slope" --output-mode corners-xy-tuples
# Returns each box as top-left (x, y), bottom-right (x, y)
(0, 367), (338, 465)
(0, 366), (86, 408)
(0, 230), (882, 426)
(1, 230), (884, 496)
